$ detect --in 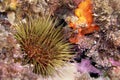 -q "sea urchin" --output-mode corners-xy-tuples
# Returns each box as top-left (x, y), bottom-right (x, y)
(14, 16), (73, 77)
